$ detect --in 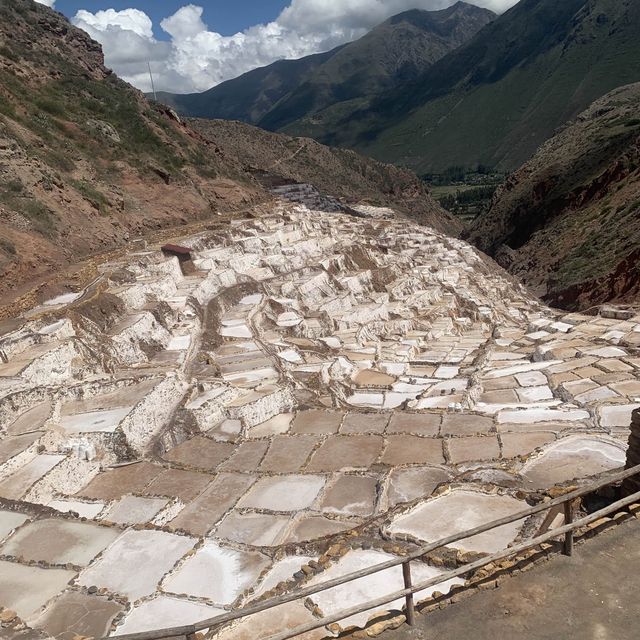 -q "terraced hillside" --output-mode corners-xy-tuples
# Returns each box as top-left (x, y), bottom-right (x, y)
(189, 118), (460, 235)
(0, 201), (637, 638)
(467, 83), (640, 309)
(0, 0), (451, 308)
